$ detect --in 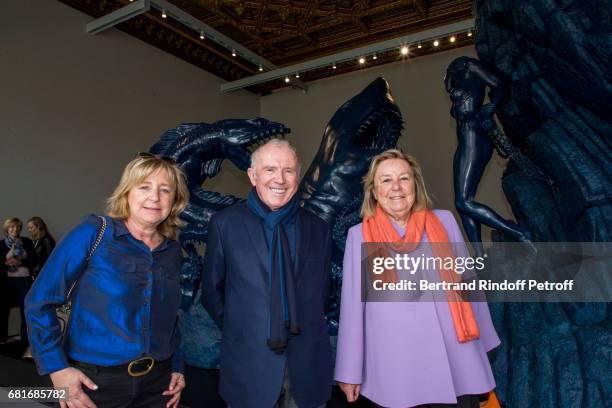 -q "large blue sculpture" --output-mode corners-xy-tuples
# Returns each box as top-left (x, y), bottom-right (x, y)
(299, 77), (403, 332)
(467, 1), (612, 406)
(151, 78), (403, 367)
